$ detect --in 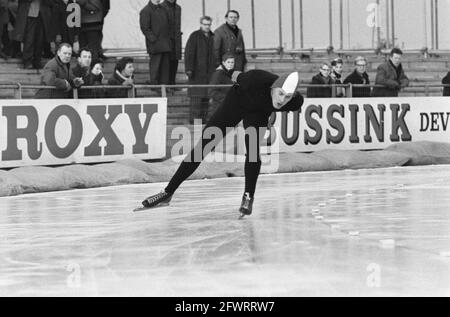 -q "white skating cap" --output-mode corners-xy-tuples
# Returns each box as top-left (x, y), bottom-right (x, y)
(271, 72), (300, 94)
